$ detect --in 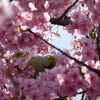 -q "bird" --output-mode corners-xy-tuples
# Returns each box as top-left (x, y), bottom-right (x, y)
(27, 55), (58, 78)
